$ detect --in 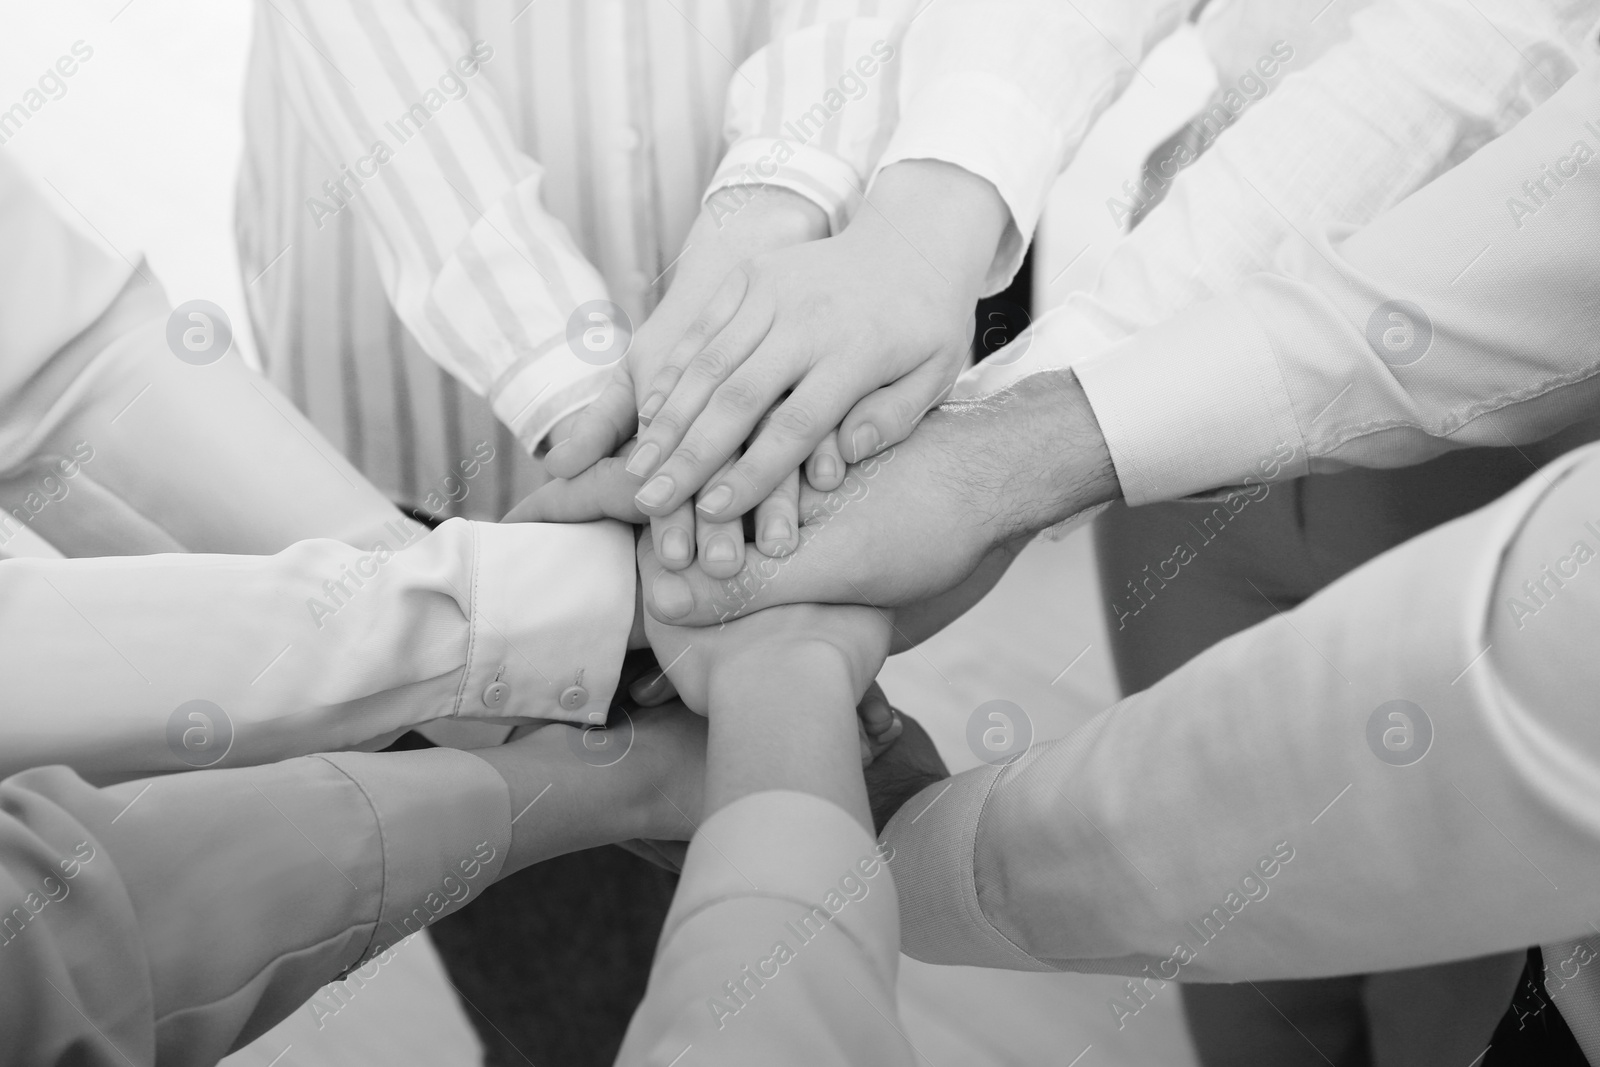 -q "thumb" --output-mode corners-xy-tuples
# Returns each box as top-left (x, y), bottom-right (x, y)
(545, 370), (638, 479)
(504, 455), (649, 523)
